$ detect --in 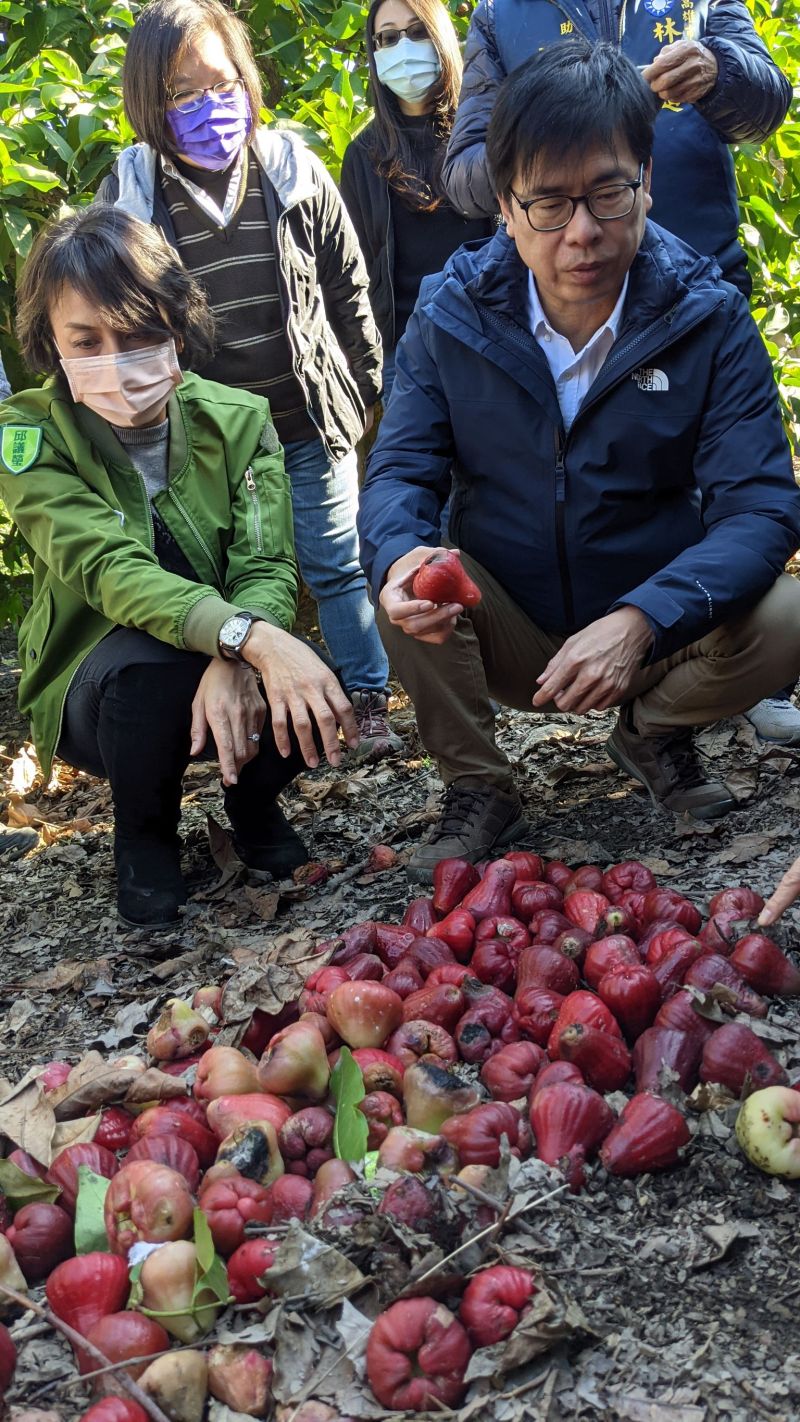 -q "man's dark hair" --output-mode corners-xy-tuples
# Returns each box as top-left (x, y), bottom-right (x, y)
(122, 0), (262, 159)
(16, 205), (215, 376)
(487, 39), (659, 200)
